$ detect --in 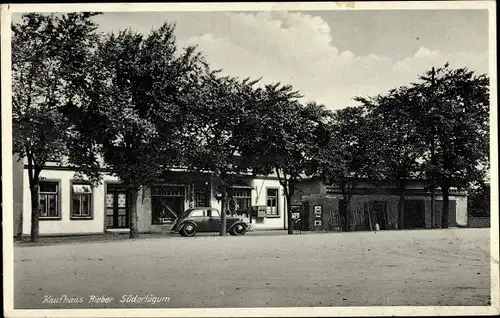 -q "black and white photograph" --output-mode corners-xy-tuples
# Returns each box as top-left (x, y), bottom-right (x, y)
(1, 2), (498, 317)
